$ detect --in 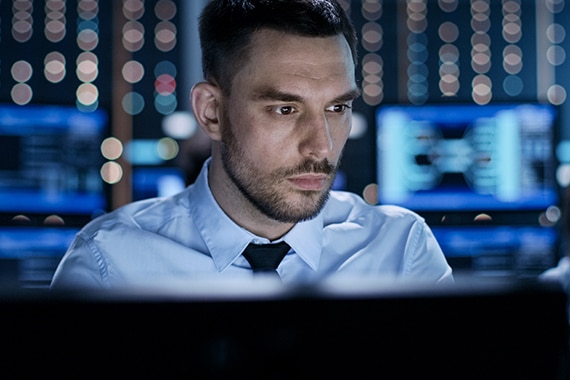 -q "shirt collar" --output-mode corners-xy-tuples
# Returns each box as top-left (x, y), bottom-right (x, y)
(282, 216), (322, 271)
(189, 159), (322, 272)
